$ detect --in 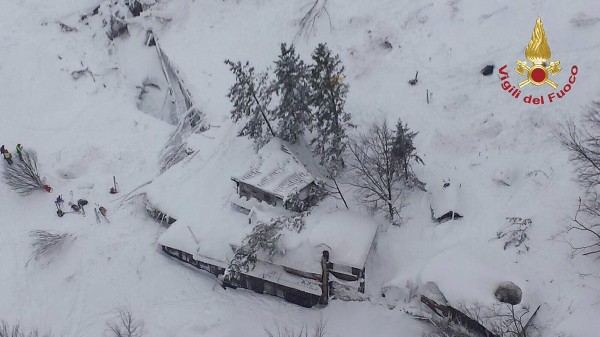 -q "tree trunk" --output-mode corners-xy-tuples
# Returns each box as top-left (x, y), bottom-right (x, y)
(320, 251), (330, 305)
(252, 92), (276, 137)
(333, 178), (349, 210)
